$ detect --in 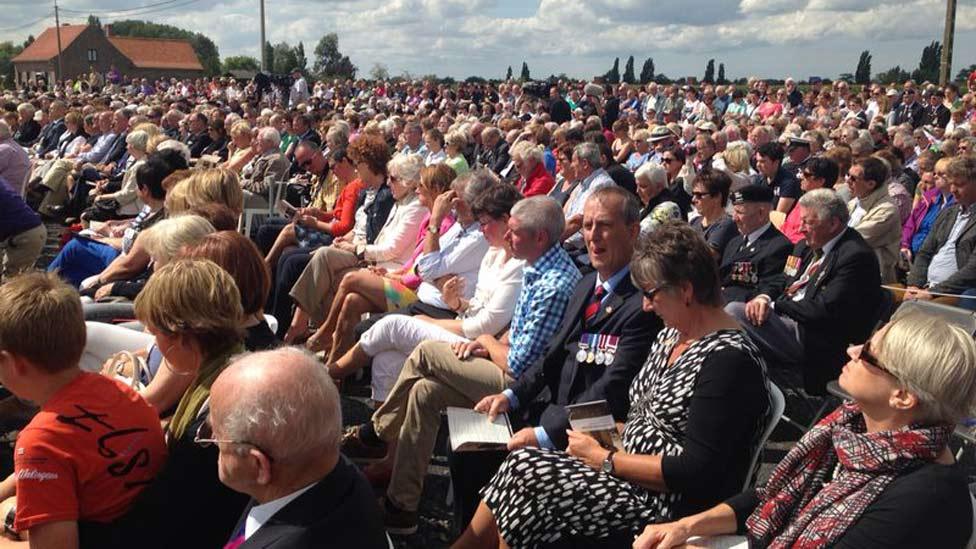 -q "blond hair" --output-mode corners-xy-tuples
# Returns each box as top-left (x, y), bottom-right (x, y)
(139, 215), (216, 266)
(880, 309), (976, 424)
(165, 168), (244, 216)
(0, 272), (84, 372)
(134, 259), (244, 354)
